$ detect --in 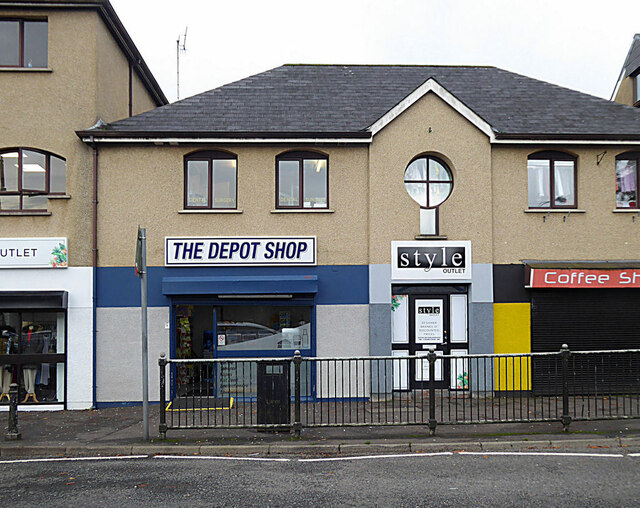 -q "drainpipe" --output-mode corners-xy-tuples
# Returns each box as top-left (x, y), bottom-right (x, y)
(91, 138), (99, 408)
